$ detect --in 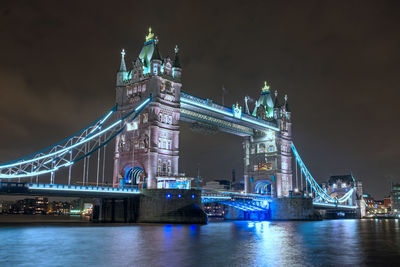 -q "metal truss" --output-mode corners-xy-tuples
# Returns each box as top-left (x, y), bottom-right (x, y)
(291, 142), (355, 204)
(0, 96), (151, 180)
